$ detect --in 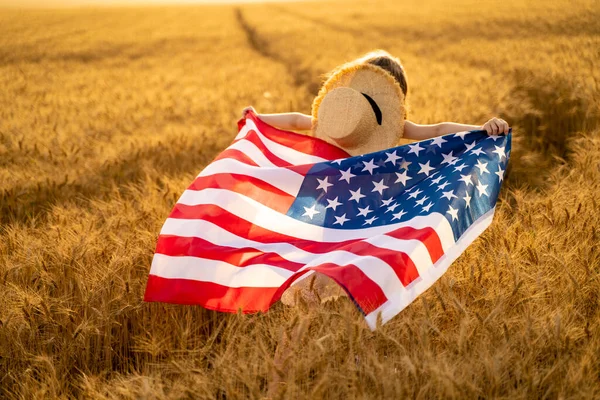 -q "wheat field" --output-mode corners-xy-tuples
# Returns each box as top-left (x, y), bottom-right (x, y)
(1, 0), (599, 398)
